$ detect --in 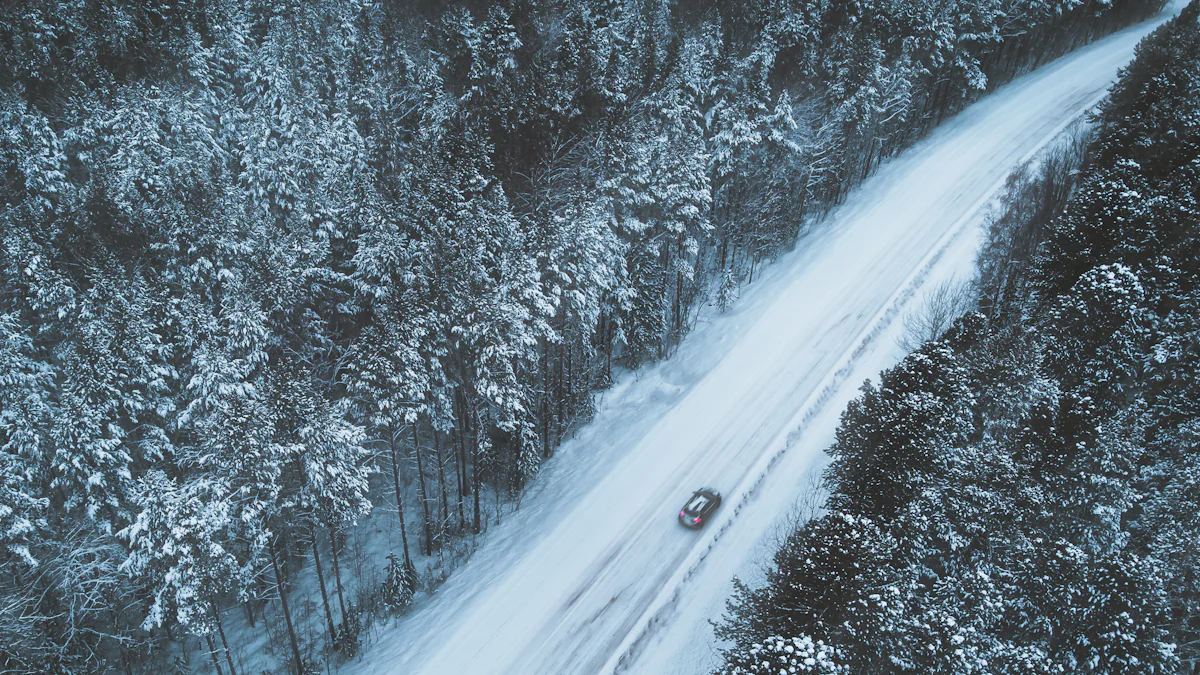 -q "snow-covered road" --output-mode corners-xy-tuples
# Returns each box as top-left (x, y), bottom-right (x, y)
(348, 11), (1176, 675)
